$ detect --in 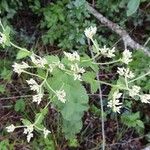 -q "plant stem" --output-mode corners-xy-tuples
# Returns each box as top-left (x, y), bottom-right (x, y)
(40, 70), (49, 87)
(10, 42), (30, 53)
(88, 38), (105, 150)
(128, 71), (150, 83)
(97, 80), (116, 87)
(23, 70), (44, 80)
(93, 59), (121, 65)
(34, 96), (55, 125)
(0, 20), (5, 30)
(45, 81), (56, 94)
(125, 76), (129, 89)
(81, 53), (100, 62)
